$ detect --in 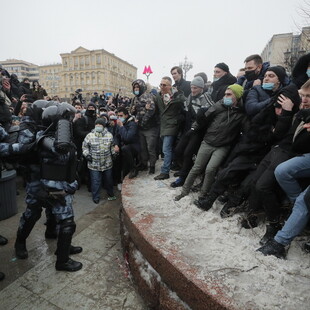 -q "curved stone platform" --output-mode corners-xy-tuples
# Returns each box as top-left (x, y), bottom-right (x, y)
(120, 172), (310, 310)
